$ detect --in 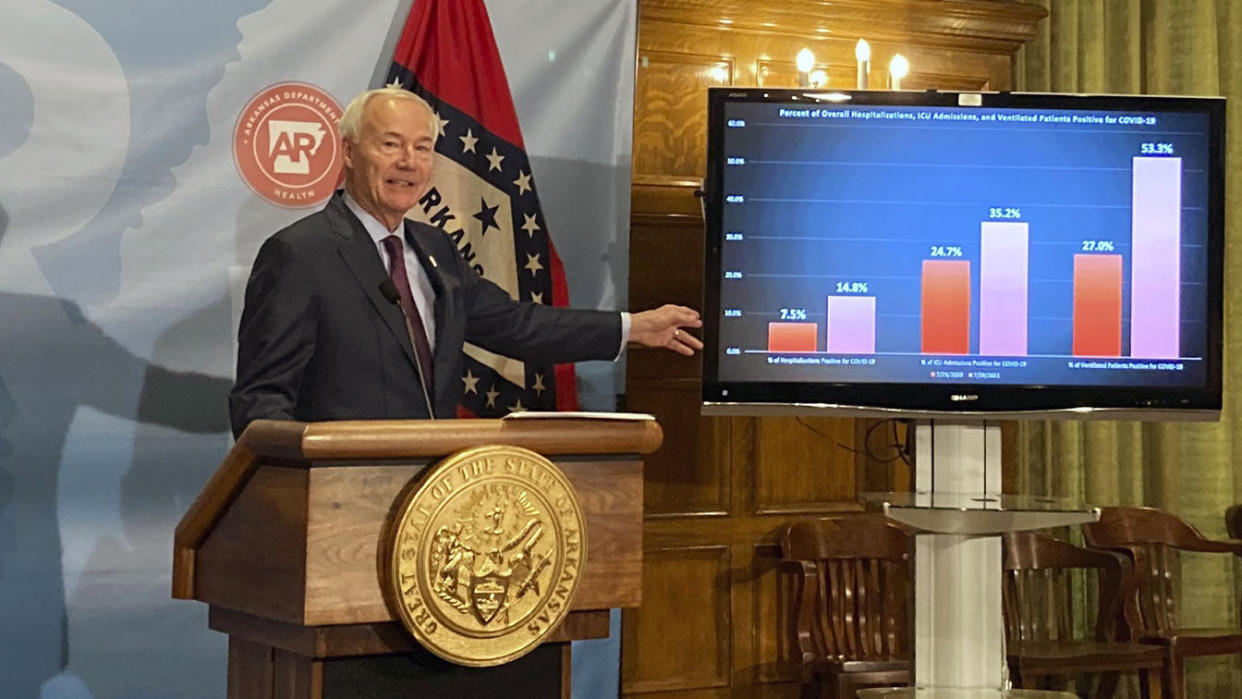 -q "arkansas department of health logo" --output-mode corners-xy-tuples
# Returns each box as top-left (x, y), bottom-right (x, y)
(386, 445), (586, 667)
(233, 81), (343, 208)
